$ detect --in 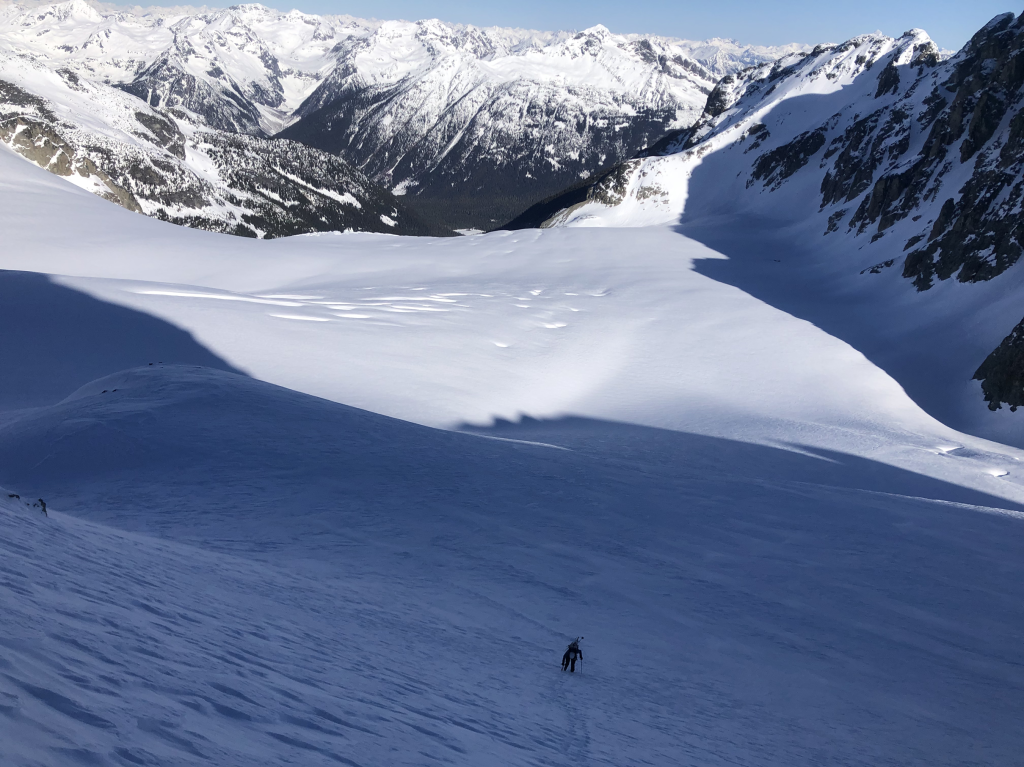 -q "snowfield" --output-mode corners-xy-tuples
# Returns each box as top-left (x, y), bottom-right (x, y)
(0, 125), (1022, 767)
